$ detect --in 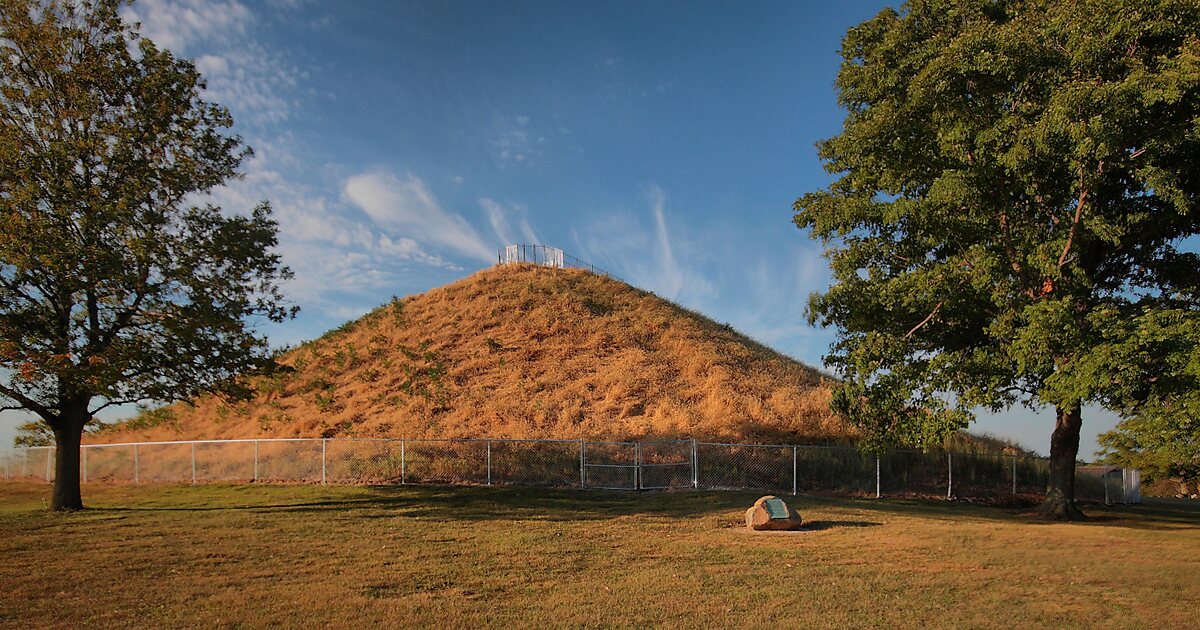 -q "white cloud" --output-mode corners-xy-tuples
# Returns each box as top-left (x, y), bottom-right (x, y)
(194, 54), (229, 76)
(198, 138), (463, 323)
(572, 186), (714, 304)
(519, 219), (541, 245)
(121, 0), (300, 127)
(345, 172), (495, 262)
(120, 0), (252, 52)
(490, 115), (544, 165)
(482, 198), (514, 245)
(482, 197), (543, 246)
(648, 185), (684, 299)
